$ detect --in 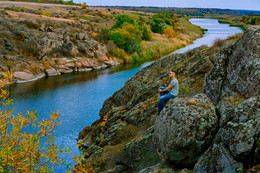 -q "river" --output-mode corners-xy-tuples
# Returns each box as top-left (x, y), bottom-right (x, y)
(7, 18), (242, 171)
